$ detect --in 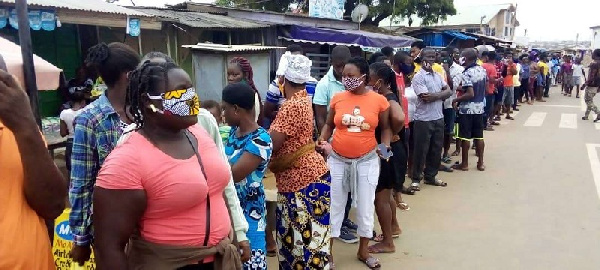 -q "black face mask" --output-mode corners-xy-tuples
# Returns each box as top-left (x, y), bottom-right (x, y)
(400, 63), (416, 75)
